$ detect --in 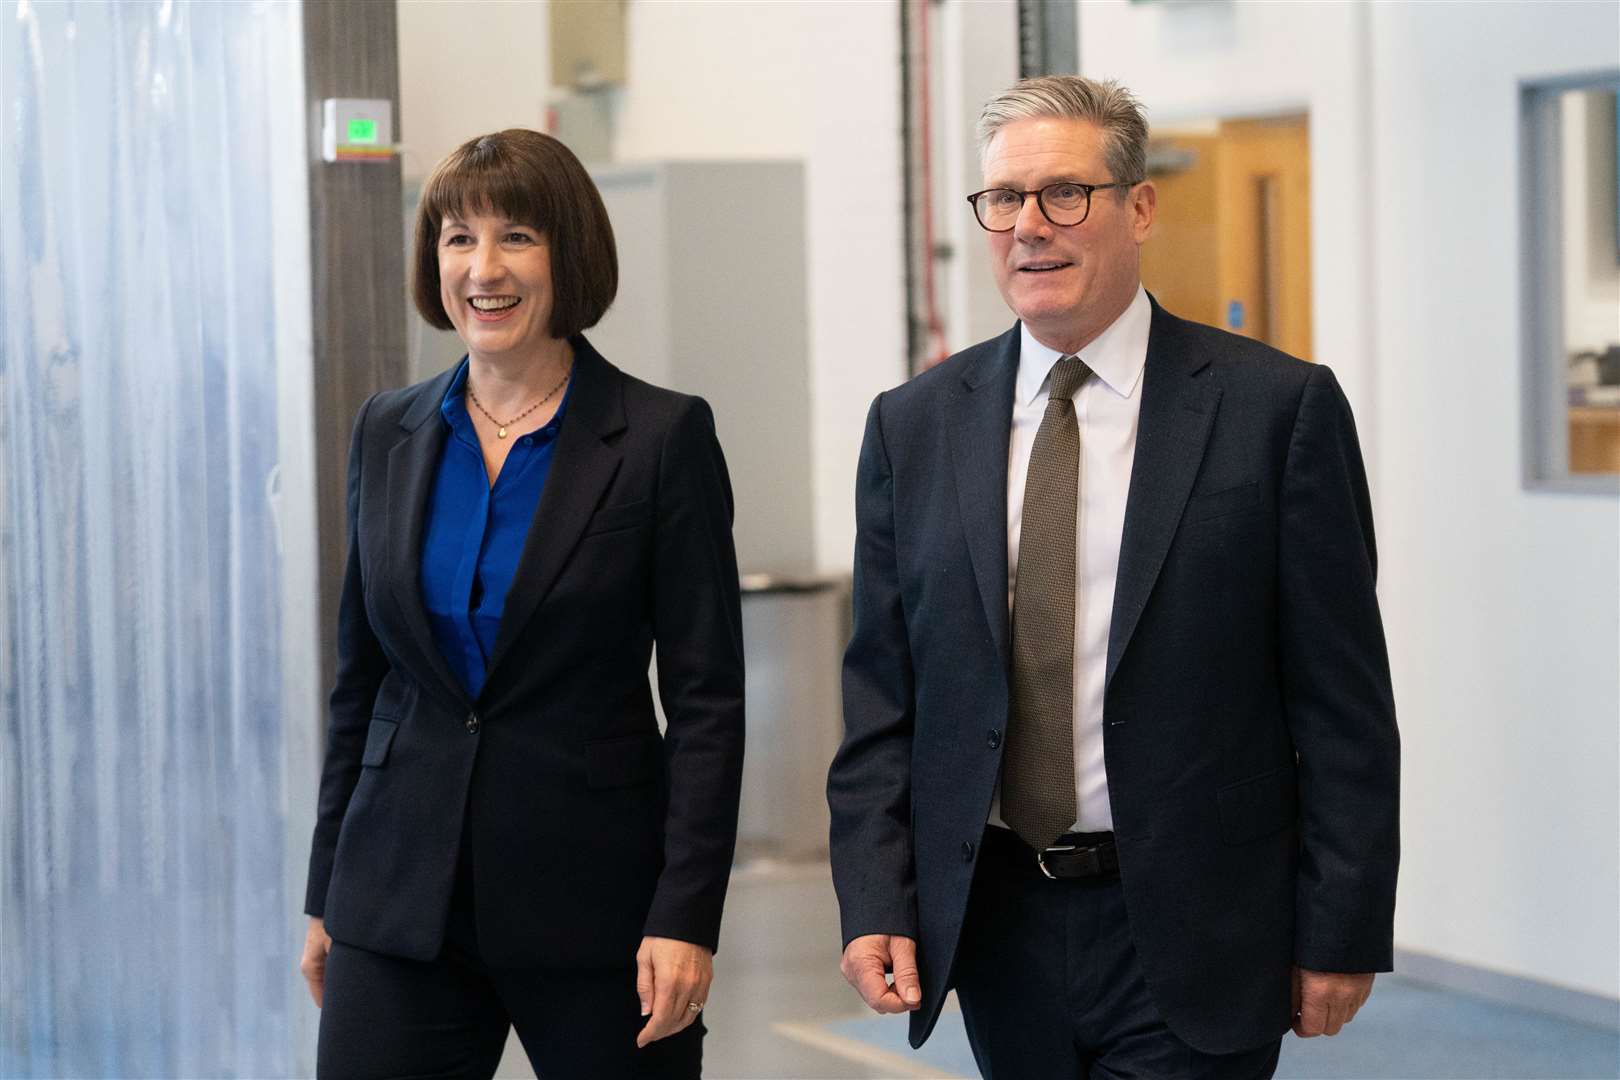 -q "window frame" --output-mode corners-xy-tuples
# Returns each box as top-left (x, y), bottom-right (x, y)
(1520, 71), (1620, 495)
